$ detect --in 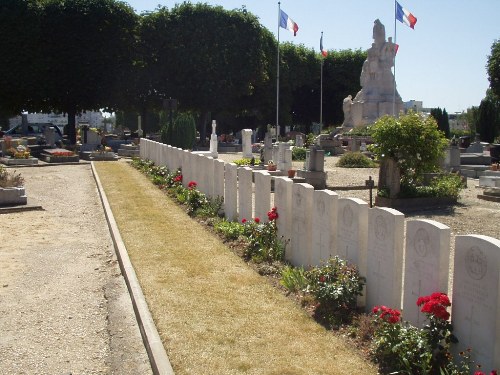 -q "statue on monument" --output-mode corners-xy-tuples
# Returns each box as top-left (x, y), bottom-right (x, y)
(342, 19), (404, 129)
